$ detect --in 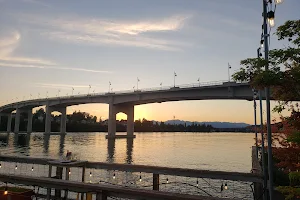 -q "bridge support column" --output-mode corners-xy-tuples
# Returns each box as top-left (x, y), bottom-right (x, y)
(7, 114), (12, 133)
(45, 105), (53, 134)
(126, 105), (134, 137)
(107, 104), (116, 138)
(14, 108), (21, 134)
(106, 103), (136, 139)
(27, 109), (33, 133)
(59, 107), (67, 134)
